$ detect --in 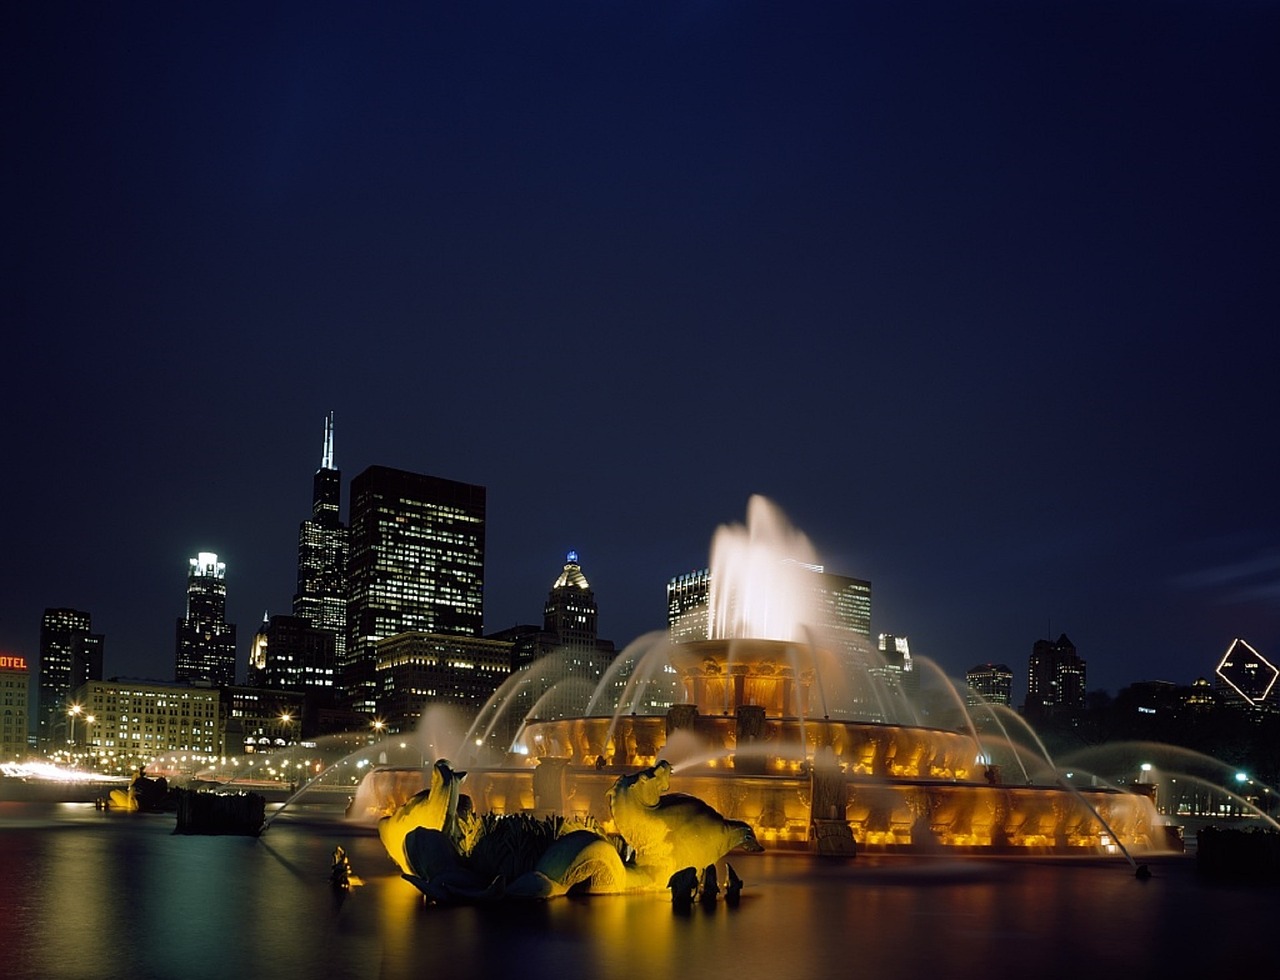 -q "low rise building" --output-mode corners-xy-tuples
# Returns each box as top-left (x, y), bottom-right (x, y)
(0, 654), (31, 761)
(74, 678), (221, 774)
